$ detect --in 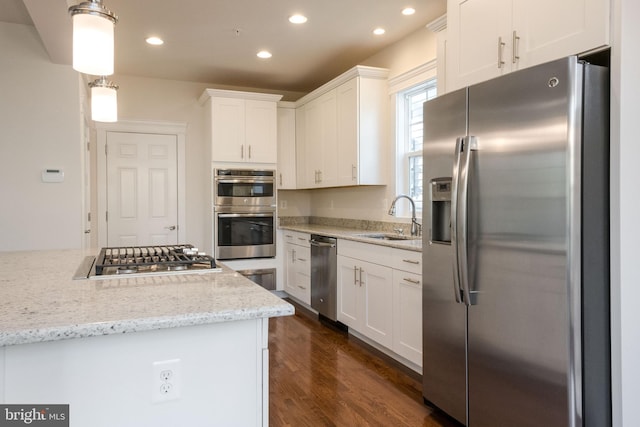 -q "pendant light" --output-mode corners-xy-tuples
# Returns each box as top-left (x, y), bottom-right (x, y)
(89, 76), (119, 122)
(68, 1), (118, 76)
